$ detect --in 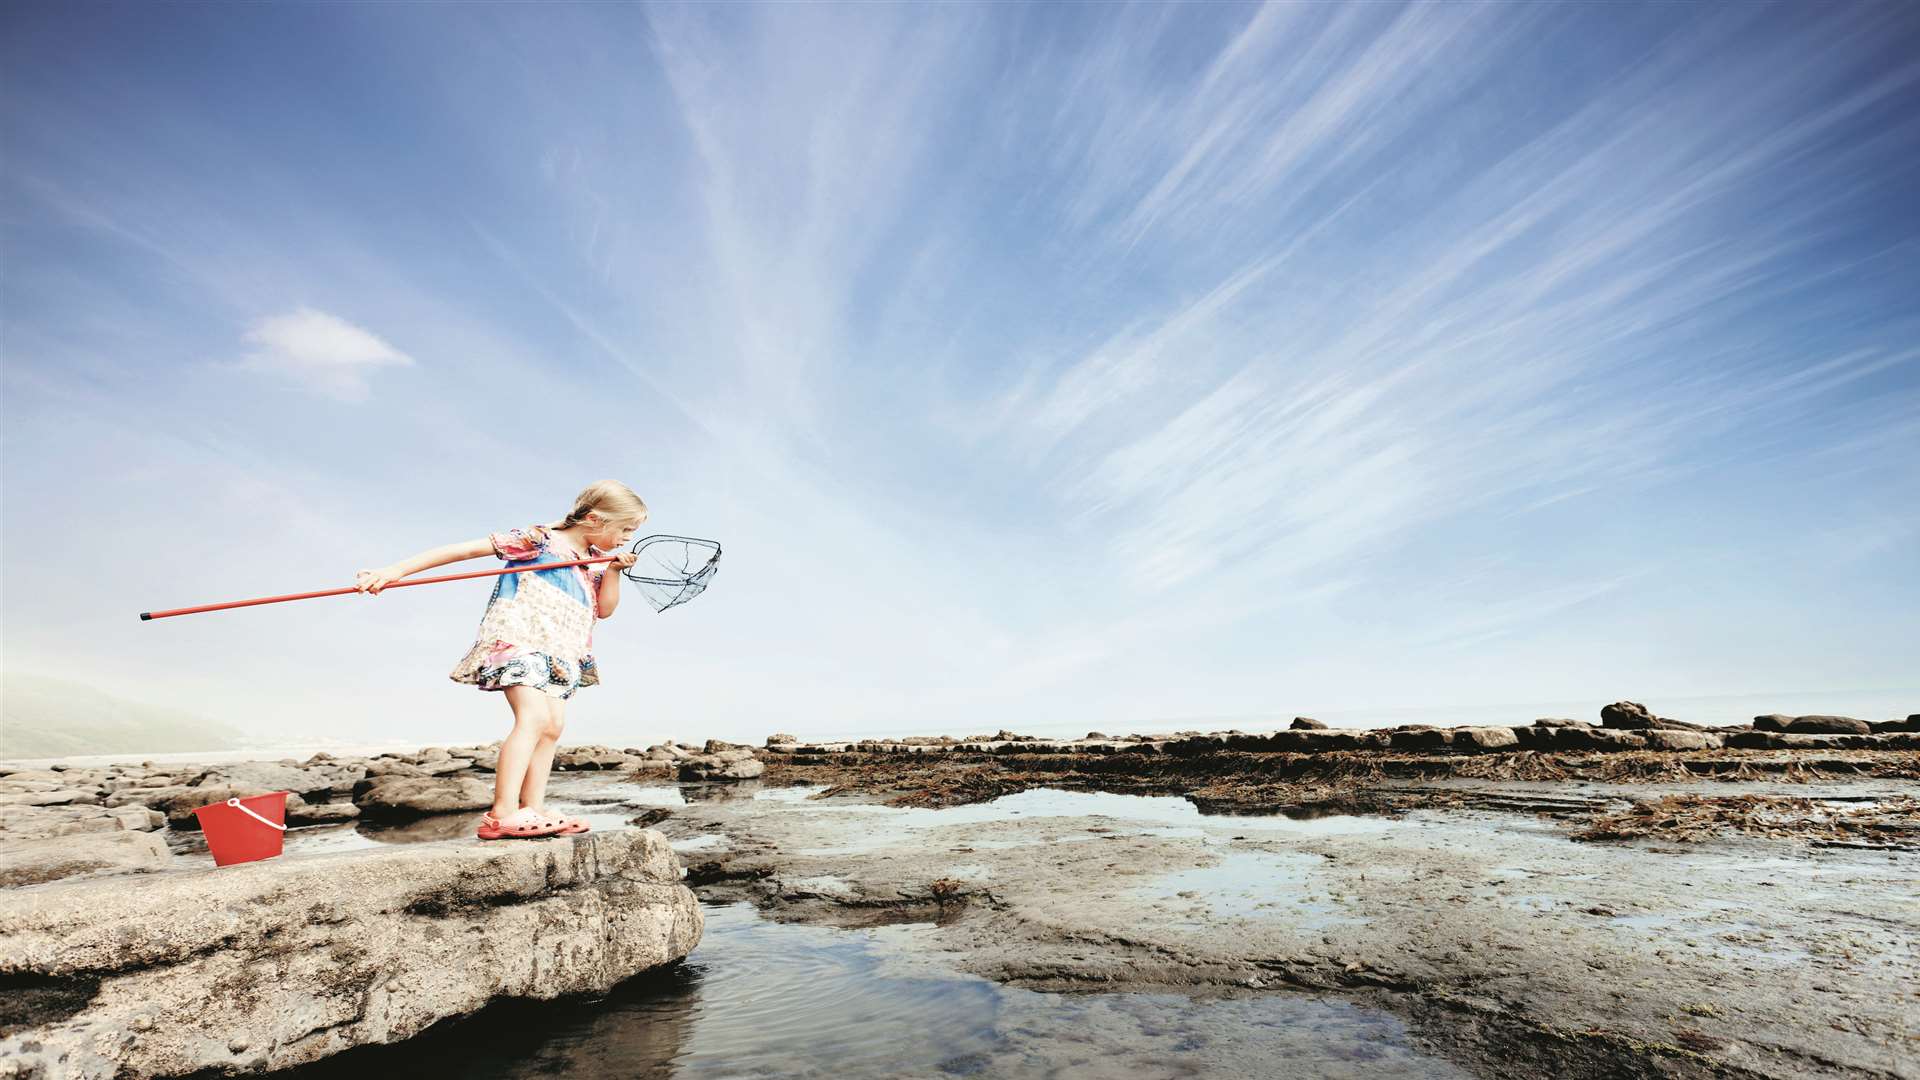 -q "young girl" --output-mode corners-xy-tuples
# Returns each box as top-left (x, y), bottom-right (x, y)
(354, 480), (646, 840)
